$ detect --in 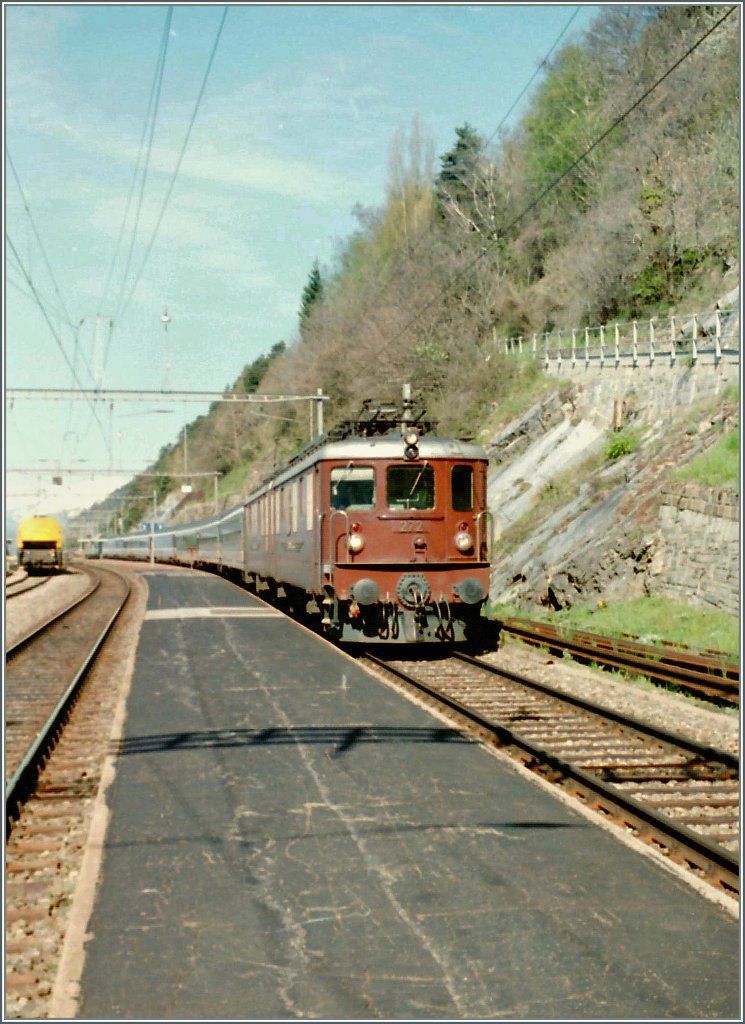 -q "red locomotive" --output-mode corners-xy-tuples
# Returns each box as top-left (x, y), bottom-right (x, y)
(97, 390), (493, 645)
(243, 393), (491, 643)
